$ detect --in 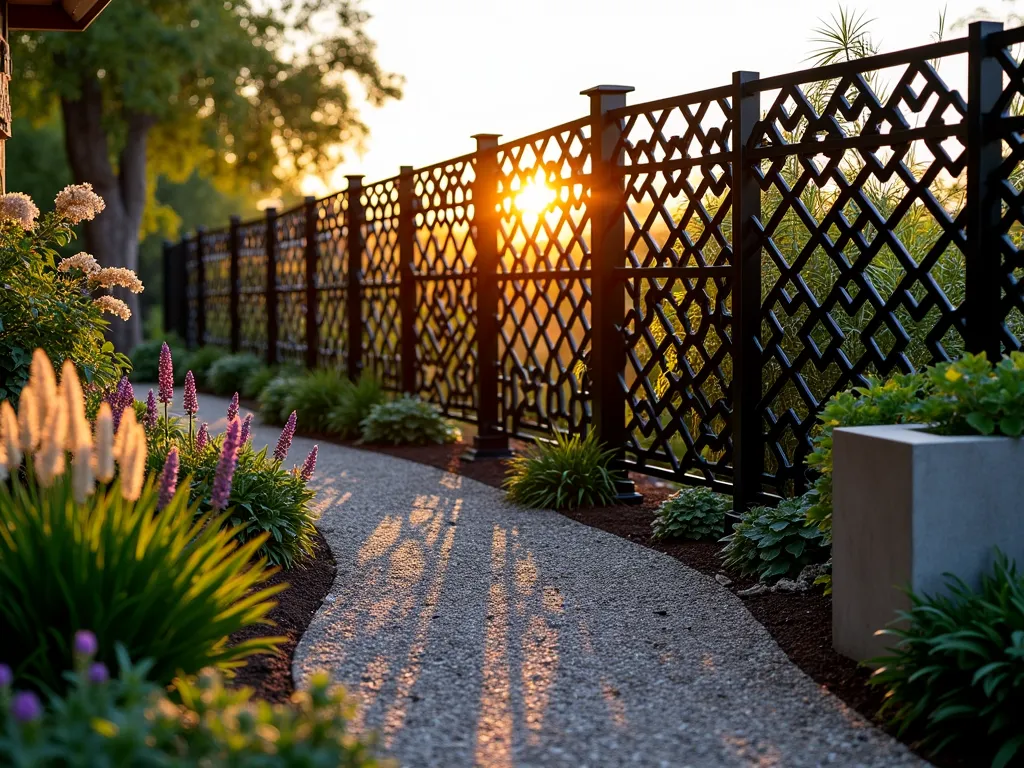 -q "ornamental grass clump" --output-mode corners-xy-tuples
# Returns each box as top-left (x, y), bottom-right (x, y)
(869, 552), (1024, 767)
(0, 350), (282, 691)
(207, 352), (263, 396)
(503, 431), (619, 510)
(285, 369), (352, 433)
(720, 497), (830, 583)
(0, 641), (386, 766)
(260, 371), (303, 425)
(359, 395), (461, 446)
(651, 487), (731, 541)
(0, 187), (135, 403)
(326, 372), (385, 438)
